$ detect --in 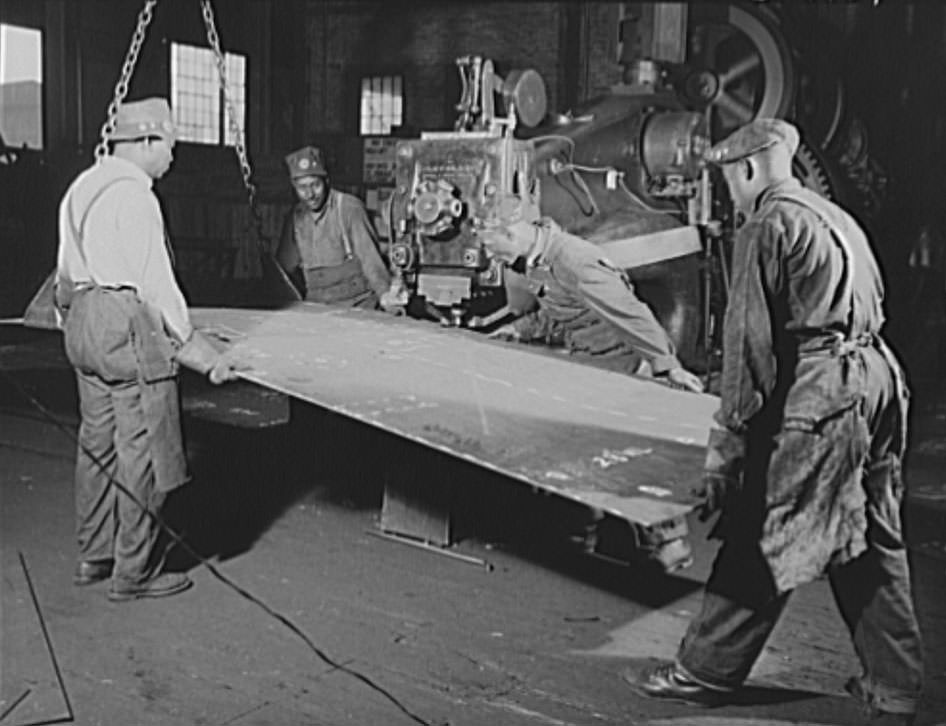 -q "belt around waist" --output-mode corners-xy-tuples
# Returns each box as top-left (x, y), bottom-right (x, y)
(796, 332), (876, 356)
(73, 282), (138, 294)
